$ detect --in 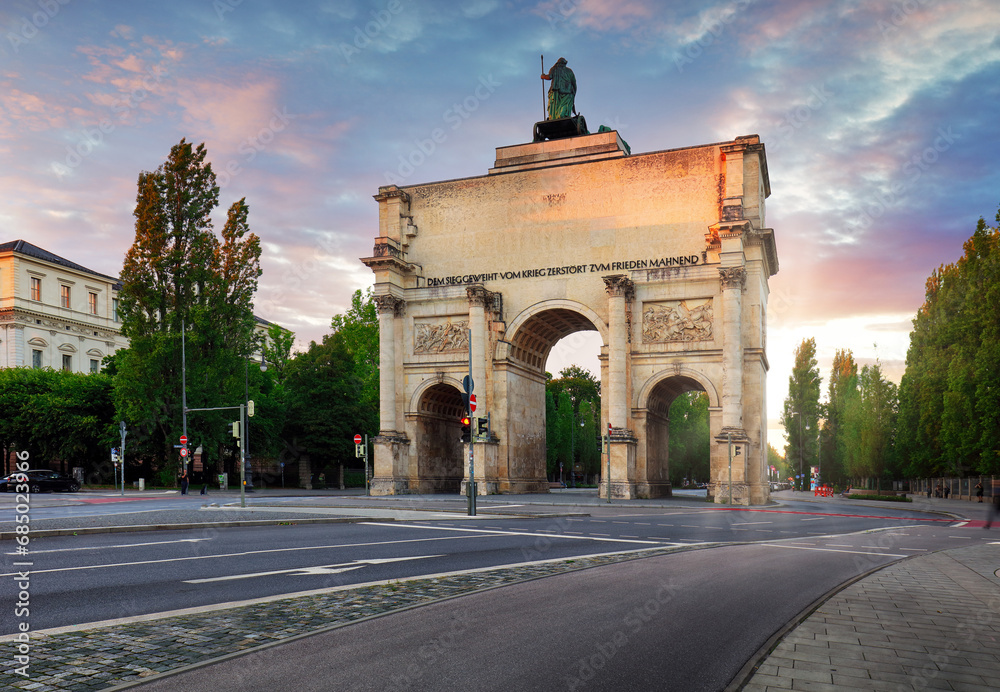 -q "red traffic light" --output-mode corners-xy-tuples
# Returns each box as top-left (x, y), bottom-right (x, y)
(461, 416), (471, 426)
